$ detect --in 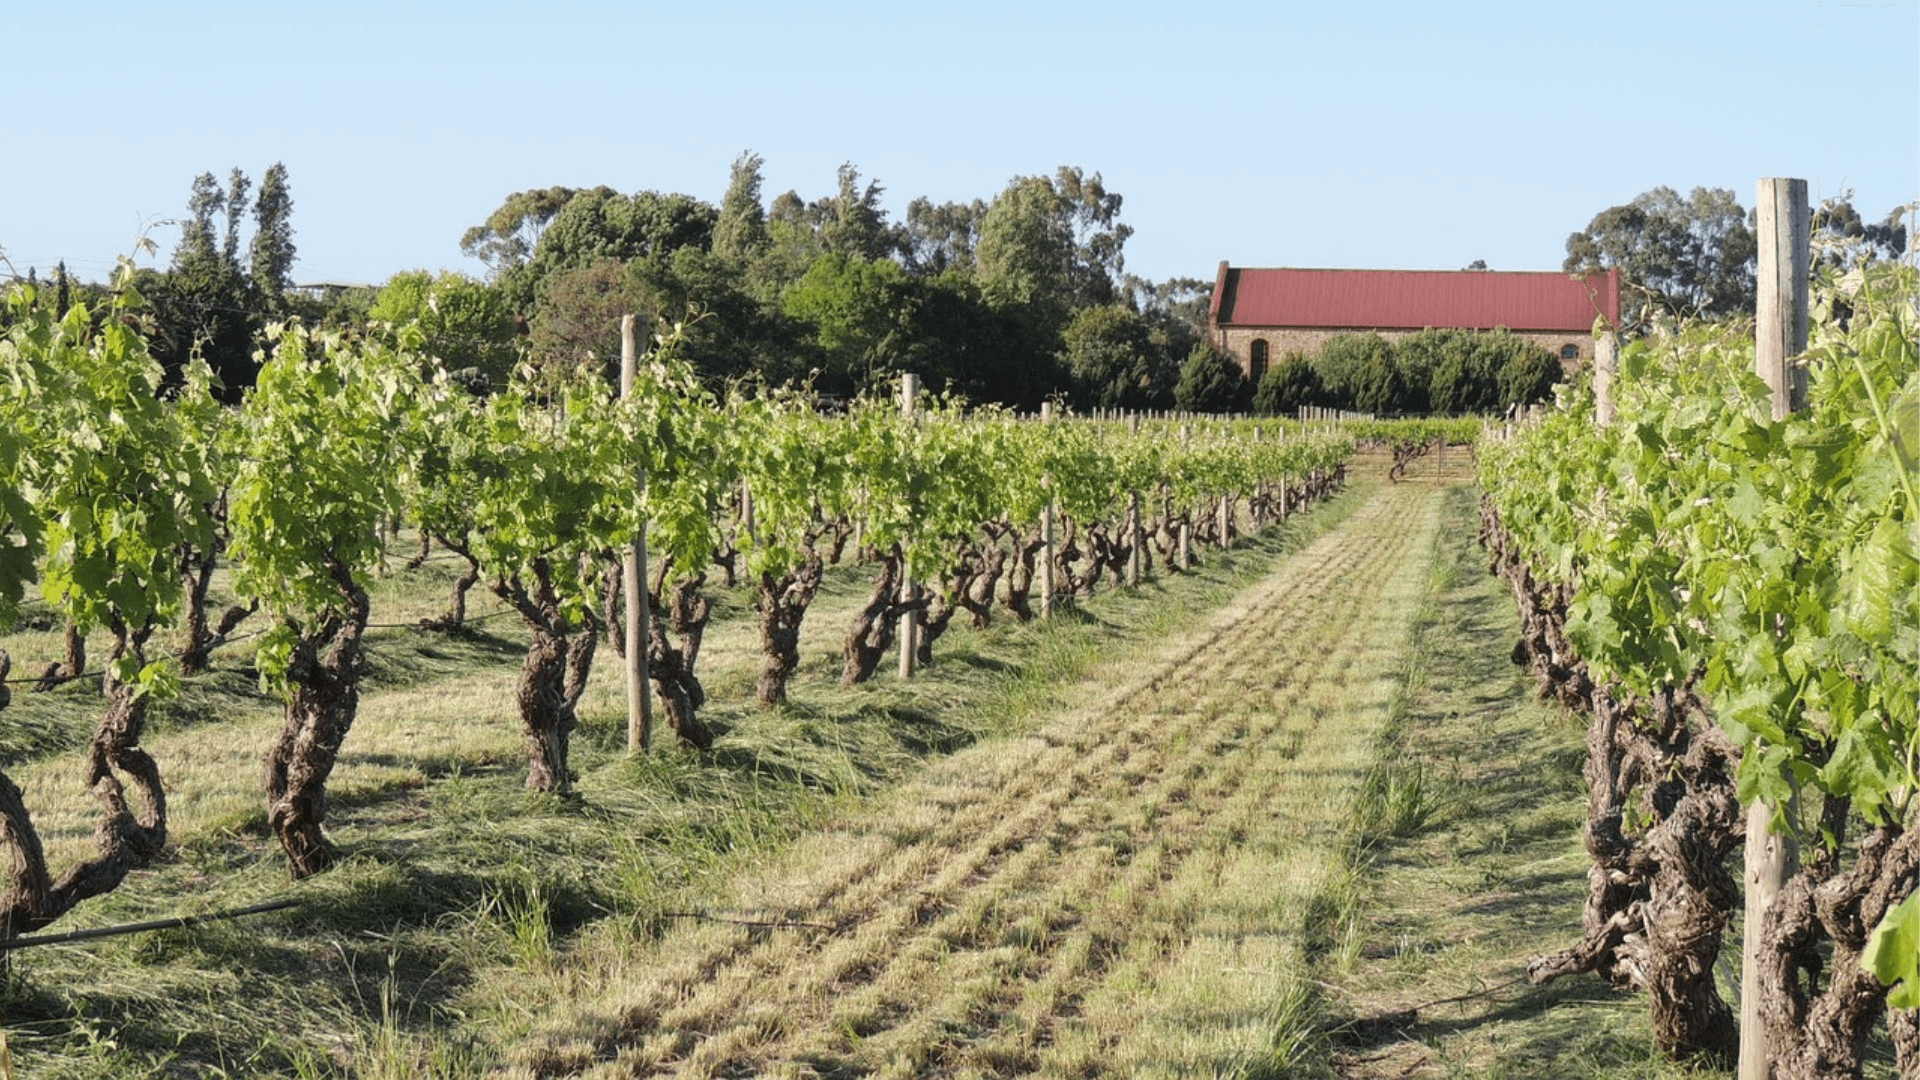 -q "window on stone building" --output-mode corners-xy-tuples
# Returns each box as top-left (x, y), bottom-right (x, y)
(1249, 339), (1270, 380)
(1560, 344), (1581, 361)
